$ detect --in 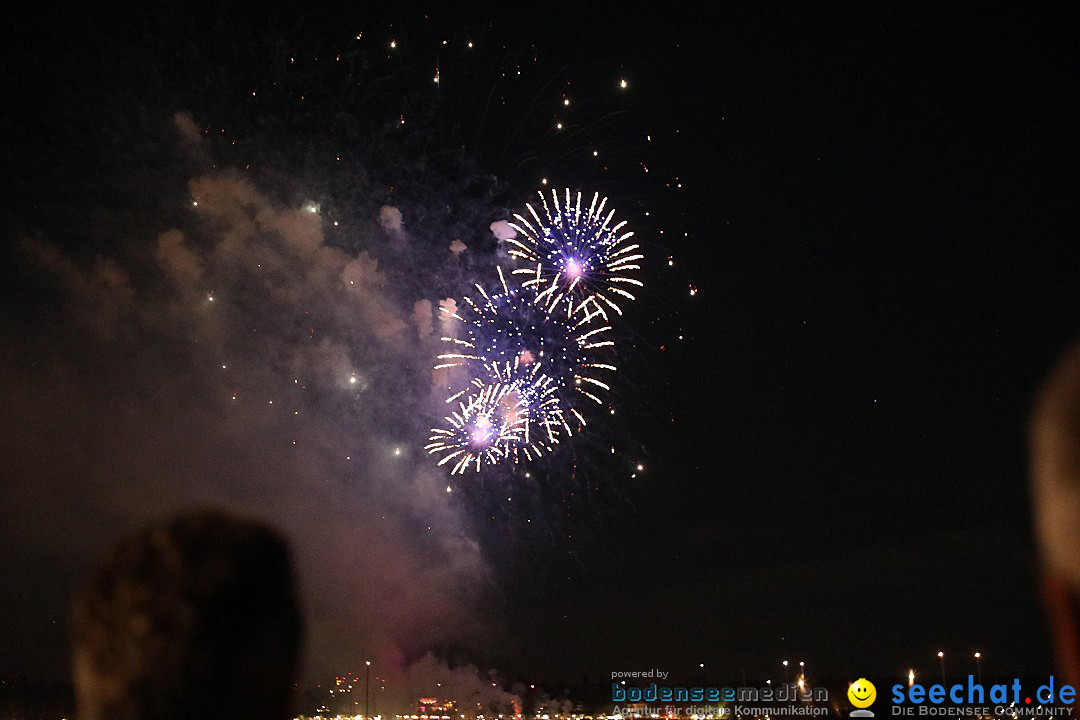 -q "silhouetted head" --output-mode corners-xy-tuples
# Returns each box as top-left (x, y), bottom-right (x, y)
(1032, 342), (1080, 693)
(71, 509), (302, 720)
